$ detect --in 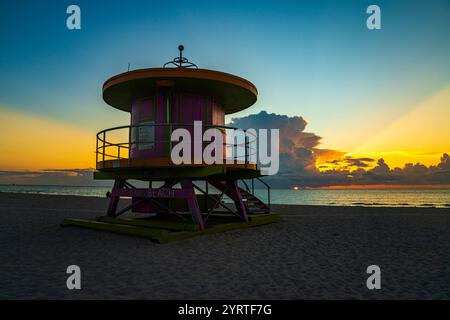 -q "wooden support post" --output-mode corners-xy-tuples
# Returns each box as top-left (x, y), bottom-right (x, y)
(180, 180), (205, 231)
(107, 179), (124, 217)
(204, 181), (209, 212)
(227, 180), (249, 222)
